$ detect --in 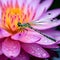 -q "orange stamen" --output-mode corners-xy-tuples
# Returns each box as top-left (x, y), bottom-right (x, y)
(0, 0), (32, 34)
